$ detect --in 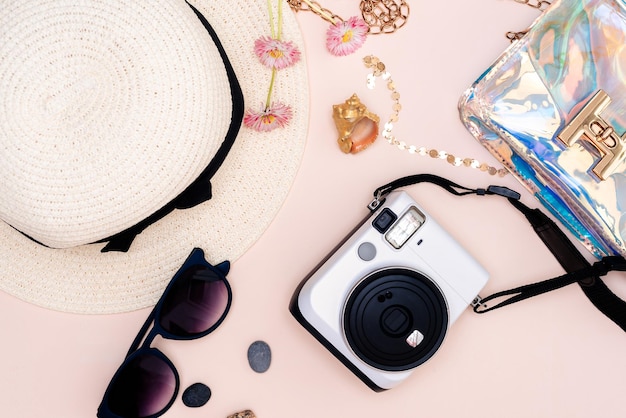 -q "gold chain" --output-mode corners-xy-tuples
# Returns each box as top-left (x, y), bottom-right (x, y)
(287, 0), (409, 34)
(286, 0), (342, 24)
(363, 56), (509, 177)
(360, 1), (409, 35)
(514, 0), (551, 10)
(286, 0), (548, 37)
(507, 0), (551, 41)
